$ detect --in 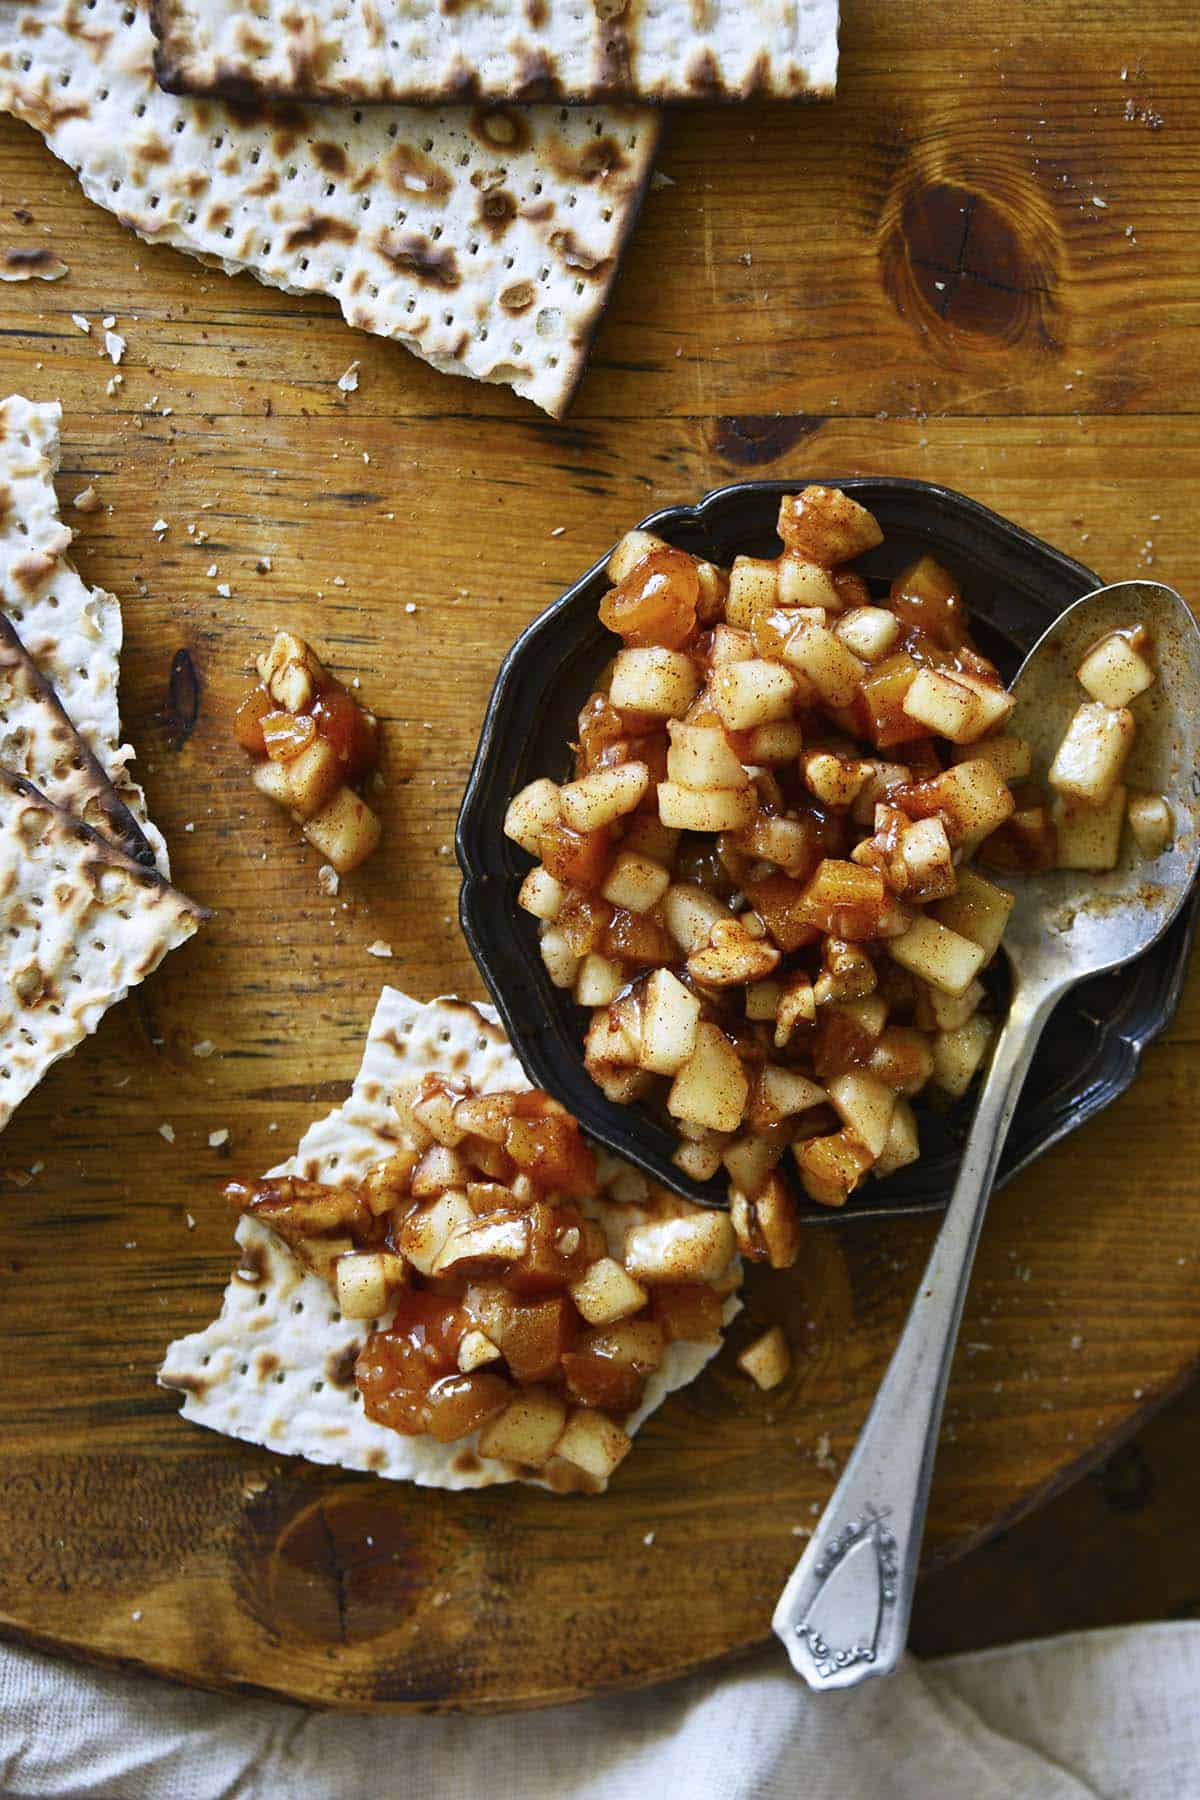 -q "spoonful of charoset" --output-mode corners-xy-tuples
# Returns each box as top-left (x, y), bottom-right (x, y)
(773, 578), (1200, 1690)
